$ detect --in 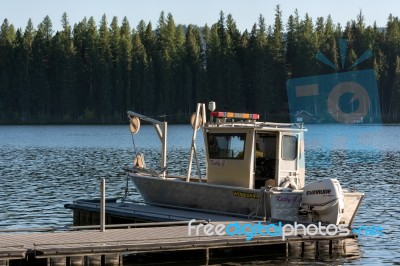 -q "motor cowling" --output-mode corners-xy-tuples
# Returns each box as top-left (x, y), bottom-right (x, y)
(301, 178), (345, 225)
